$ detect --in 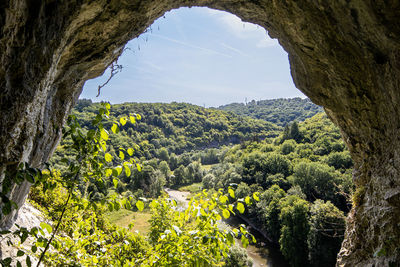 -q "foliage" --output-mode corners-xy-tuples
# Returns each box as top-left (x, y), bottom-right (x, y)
(2, 103), (263, 266)
(218, 97), (322, 126)
(224, 245), (253, 267)
(308, 200), (346, 267)
(279, 195), (310, 267)
(201, 112), (354, 266)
